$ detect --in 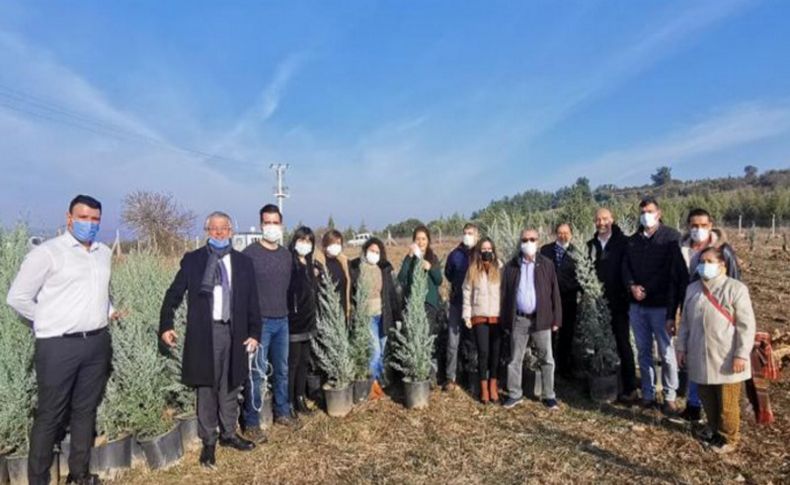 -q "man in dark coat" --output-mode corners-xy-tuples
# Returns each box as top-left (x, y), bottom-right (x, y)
(160, 211), (262, 470)
(586, 208), (638, 402)
(540, 222), (581, 379)
(502, 228), (563, 410)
